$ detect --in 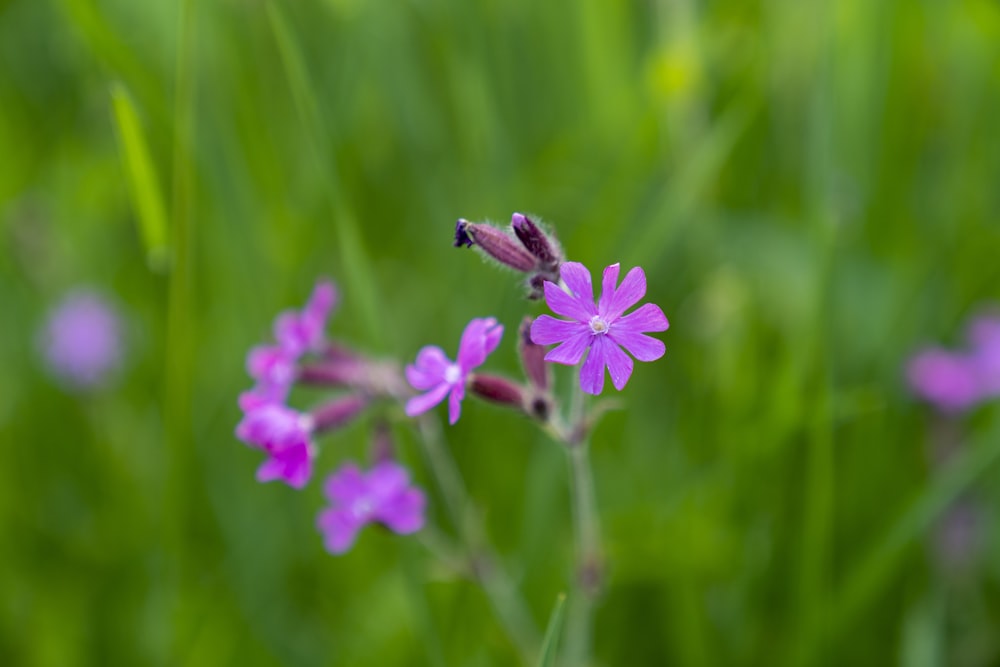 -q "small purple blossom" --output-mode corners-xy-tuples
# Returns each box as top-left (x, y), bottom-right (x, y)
(241, 280), (338, 409)
(967, 314), (1000, 397)
(41, 289), (123, 390)
(316, 461), (426, 554)
(236, 403), (316, 488)
(405, 317), (504, 424)
(906, 348), (980, 413)
(530, 262), (669, 395)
